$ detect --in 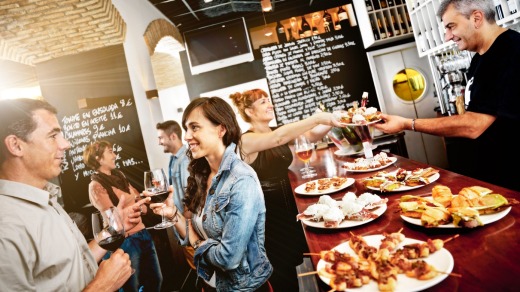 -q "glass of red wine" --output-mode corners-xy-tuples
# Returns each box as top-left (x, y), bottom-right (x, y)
(144, 168), (174, 229)
(91, 207), (135, 274)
